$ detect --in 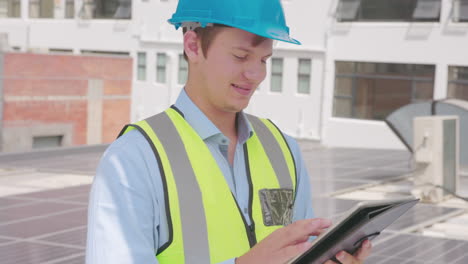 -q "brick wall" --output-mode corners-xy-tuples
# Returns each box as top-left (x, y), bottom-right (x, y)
(1, 52), (132, 152)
